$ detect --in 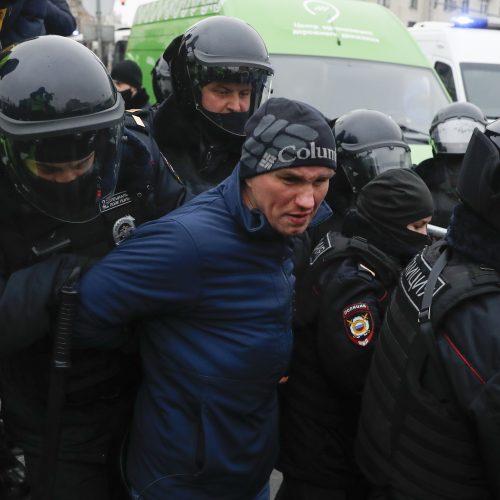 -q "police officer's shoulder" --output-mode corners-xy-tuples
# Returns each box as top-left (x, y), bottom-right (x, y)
(356, 261), (377, 281)
(124, 108), (154, 134)
(312, 232), (379, 280)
